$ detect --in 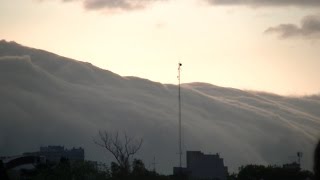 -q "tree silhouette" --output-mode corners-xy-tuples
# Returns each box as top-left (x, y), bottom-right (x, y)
(0, 160), (9, 180)
(131, 159), (147, 177)
(237, 164), (313, 180)
(94, 131), (143, 176)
